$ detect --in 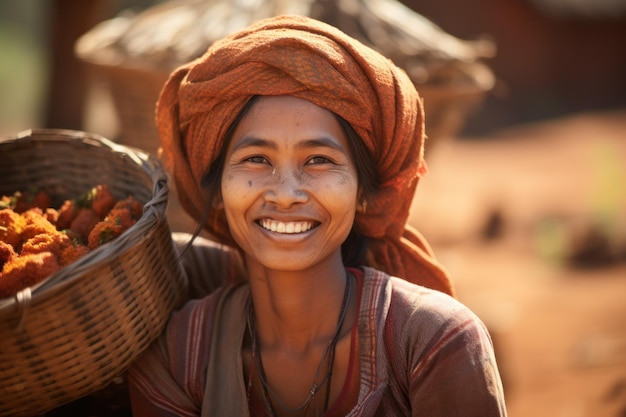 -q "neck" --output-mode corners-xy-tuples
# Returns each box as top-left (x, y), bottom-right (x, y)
(246, 260), (351, 352)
